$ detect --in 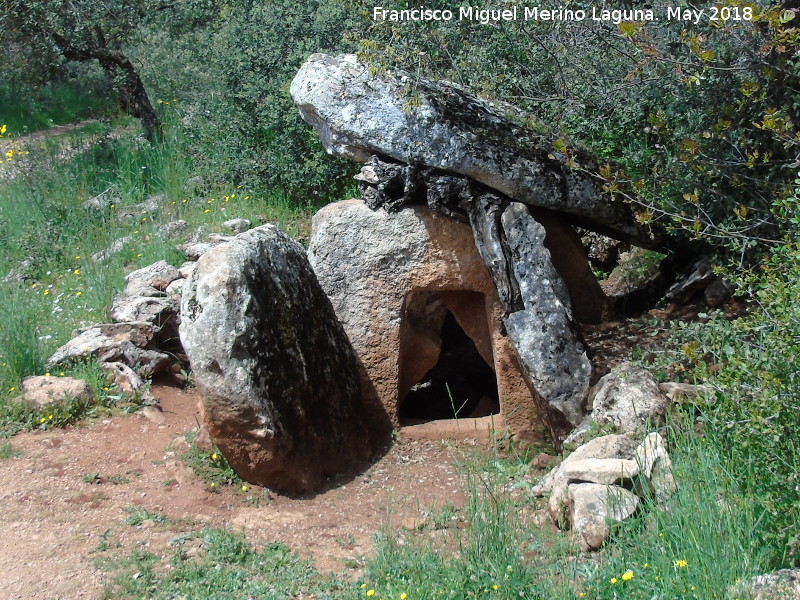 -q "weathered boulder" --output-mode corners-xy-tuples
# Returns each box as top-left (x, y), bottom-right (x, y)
(534, 430), (676, 549)
(21, 375), (94, 408)
(291, 53), (662, 248)
(309, 199), (588, 443)
(179, 224), (374, 494)
(569, 483), (640, 551)
(46, 322), (172, 376)
(566, 362), (671, 443)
